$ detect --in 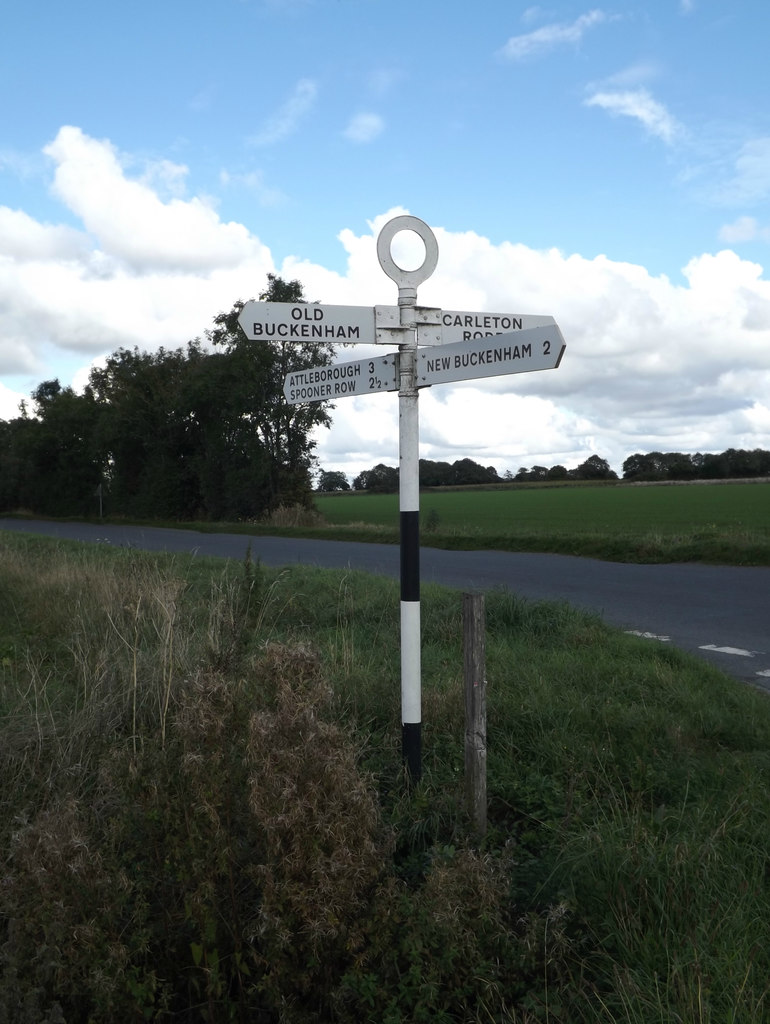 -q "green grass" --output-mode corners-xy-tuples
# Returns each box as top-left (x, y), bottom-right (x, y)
(2, 530), (770, 1021)
(312, 481), (770, 564)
